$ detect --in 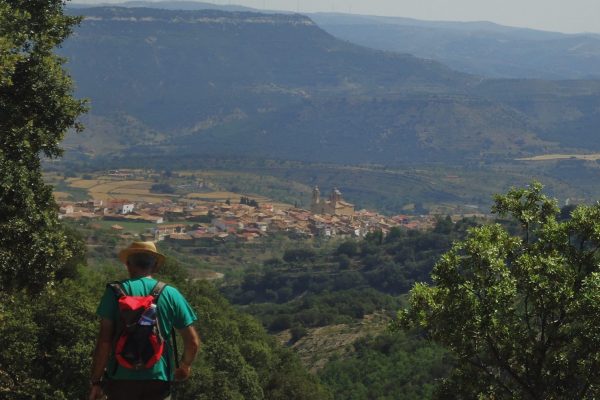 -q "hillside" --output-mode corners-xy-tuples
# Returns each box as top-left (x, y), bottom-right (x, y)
(70, 3), (600, 80)
(60, 6), (600, 167)
(311, 13), (600, 80)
